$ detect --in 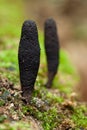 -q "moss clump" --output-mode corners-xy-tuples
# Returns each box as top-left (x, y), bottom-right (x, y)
(71, 105), (87, 128)
(0, 99), (5, 107)
(22, 105), (59, 130)
(0, 115), (7, 123)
